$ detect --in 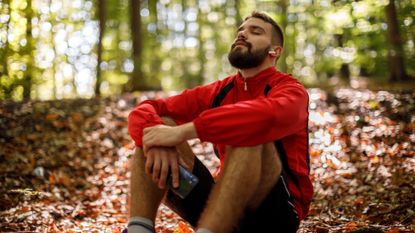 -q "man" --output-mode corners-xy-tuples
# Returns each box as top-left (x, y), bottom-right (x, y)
(127, 11), (313, 233)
